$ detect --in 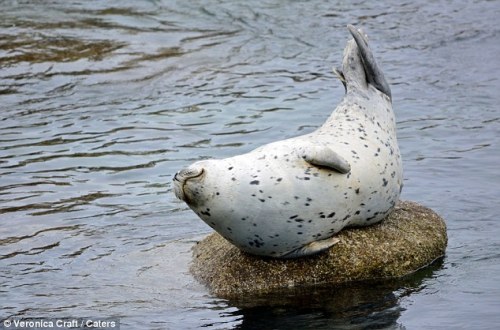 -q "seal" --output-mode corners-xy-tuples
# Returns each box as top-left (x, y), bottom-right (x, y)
(174, 25), (403, 258)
